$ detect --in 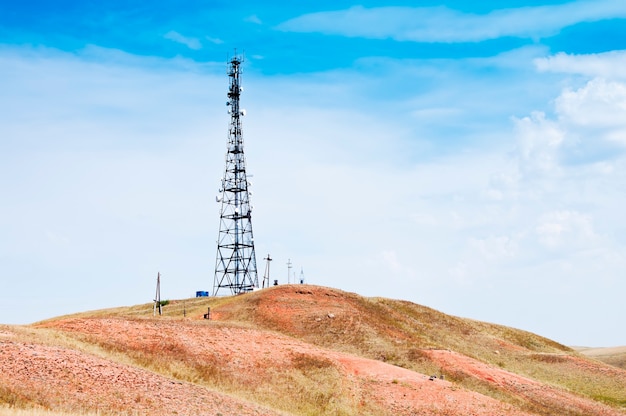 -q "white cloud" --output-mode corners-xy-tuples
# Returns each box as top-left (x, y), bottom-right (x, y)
(511, 76), (626, 178)
(277, 1), (626, 42)
(485, 171), (520, 201)
(245, 15), (262, 24)
(0, 45), (225, 319)
(535, 50), (626, 79)
(469, 235), (519, 261)
(430, 50), (626, 344)
(205, 36), (224, 45)
(513, 111), (565, 177)
(411, 107), (462, 120)
(535, 210), (597, 249)
(534, 53), (626, 148)
(556, 79), (626, 145)
(164, 30), (202, 50)
(532, 51), (626, 162)
(381, 250), (402, 272)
